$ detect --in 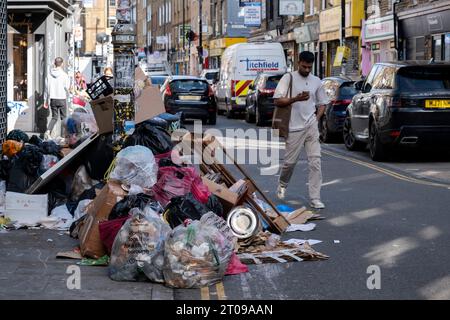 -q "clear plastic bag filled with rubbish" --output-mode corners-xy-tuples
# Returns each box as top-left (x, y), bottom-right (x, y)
(163, 212), (235, 289)
(110, 145), (157, 189)
(109, 208), (171, 282)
